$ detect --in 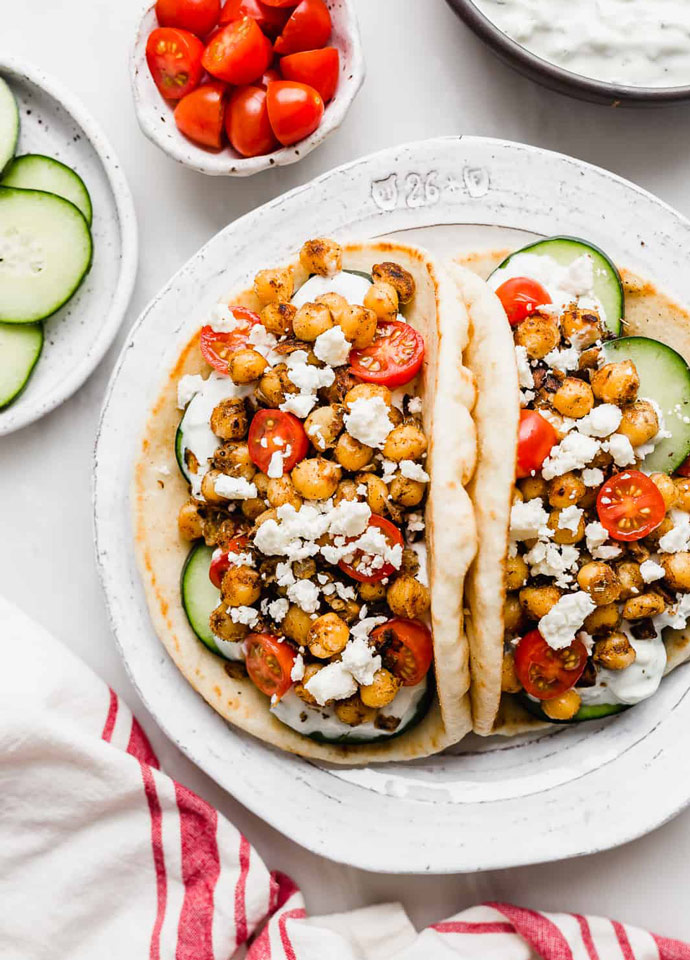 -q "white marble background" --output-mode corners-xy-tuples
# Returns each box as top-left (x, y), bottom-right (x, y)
(4, 0), (690, 938)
